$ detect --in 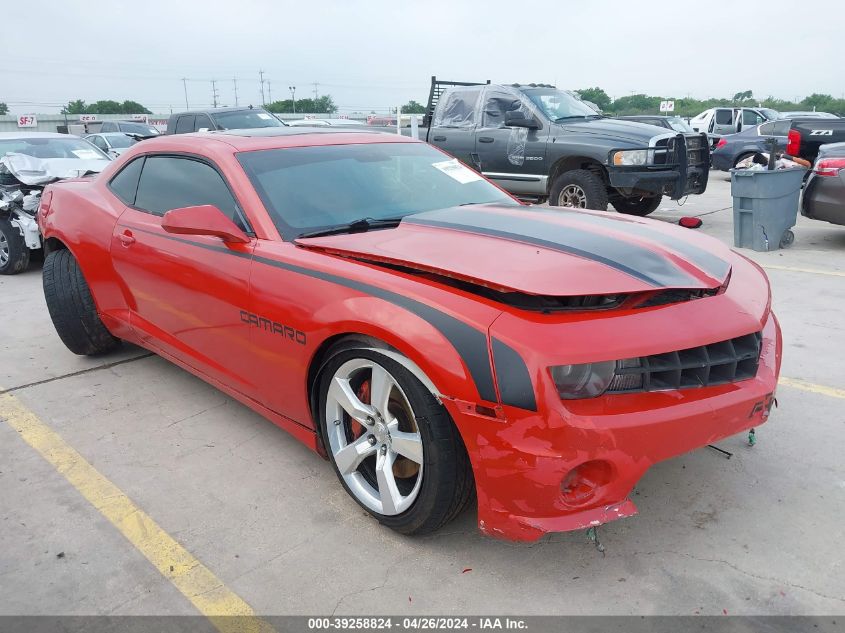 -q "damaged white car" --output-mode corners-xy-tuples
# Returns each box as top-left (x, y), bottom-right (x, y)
(0, 132), (110, 274)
